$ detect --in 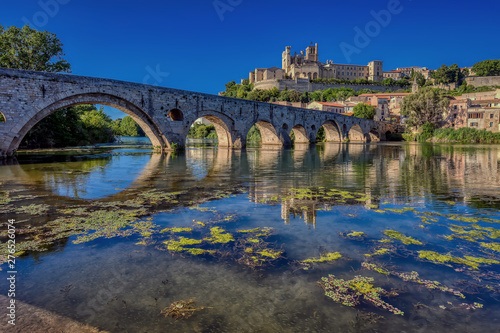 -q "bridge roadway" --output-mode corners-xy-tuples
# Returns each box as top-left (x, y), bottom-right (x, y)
(0, 68), (401, 157)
